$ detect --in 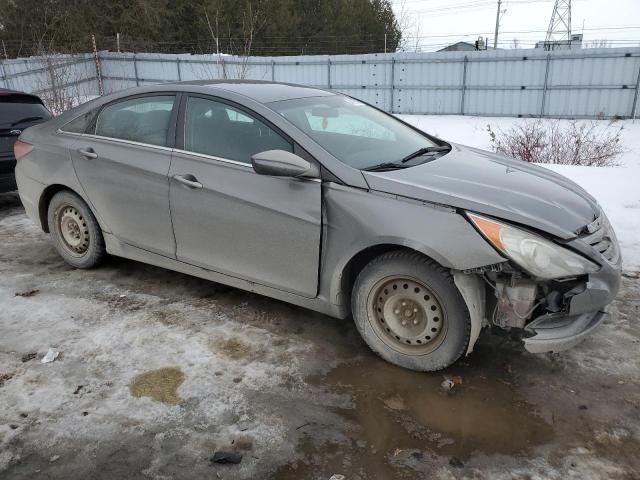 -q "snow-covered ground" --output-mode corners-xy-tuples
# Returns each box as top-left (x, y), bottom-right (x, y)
(399, 115), (640, 271)
(1, 191), (640, 479)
